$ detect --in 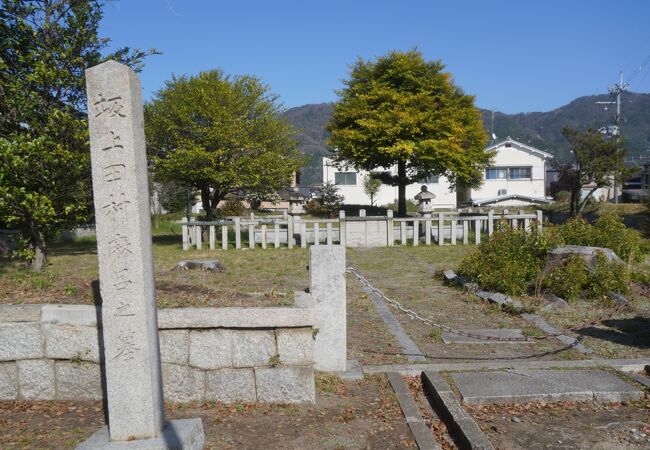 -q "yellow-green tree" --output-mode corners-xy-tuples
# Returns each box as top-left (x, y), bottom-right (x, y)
(145, 70), (304, 219)
(328, 50), (490, 216)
